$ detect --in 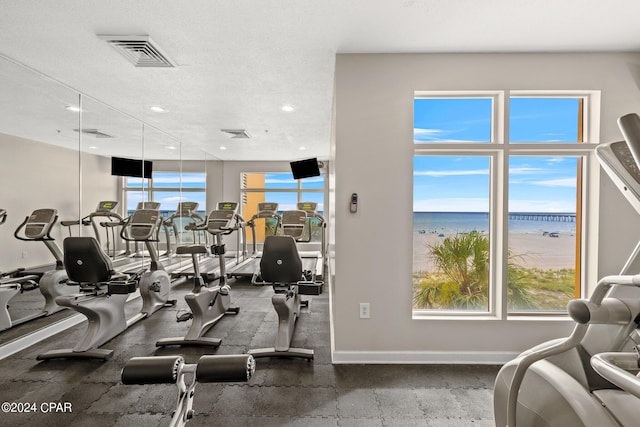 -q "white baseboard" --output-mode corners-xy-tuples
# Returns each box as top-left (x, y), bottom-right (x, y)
(331, 350), (518, 365)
